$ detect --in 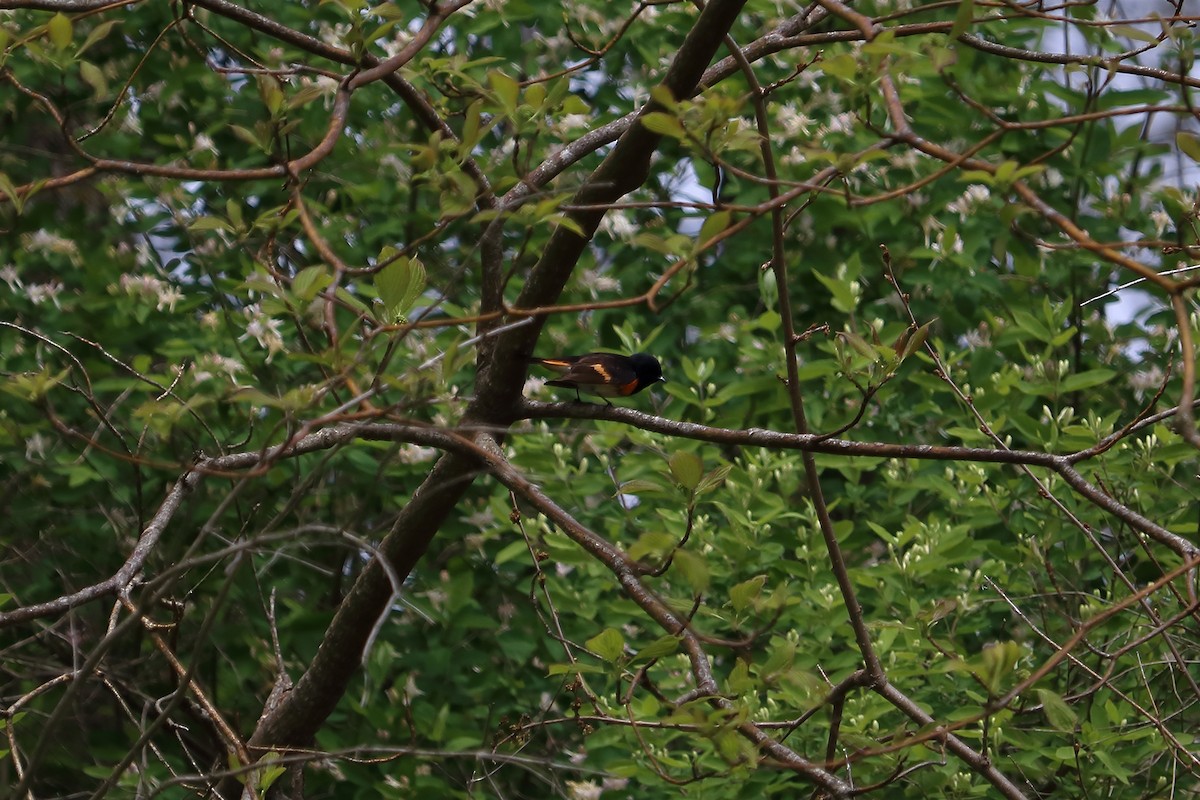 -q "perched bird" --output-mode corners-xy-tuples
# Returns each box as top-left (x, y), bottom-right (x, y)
(531, 352), (666, 405)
